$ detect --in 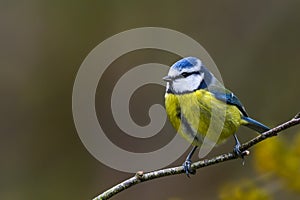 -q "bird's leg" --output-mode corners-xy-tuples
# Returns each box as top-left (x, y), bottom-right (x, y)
(183, 146), (197, 177)
(233, 134), (245, 163)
